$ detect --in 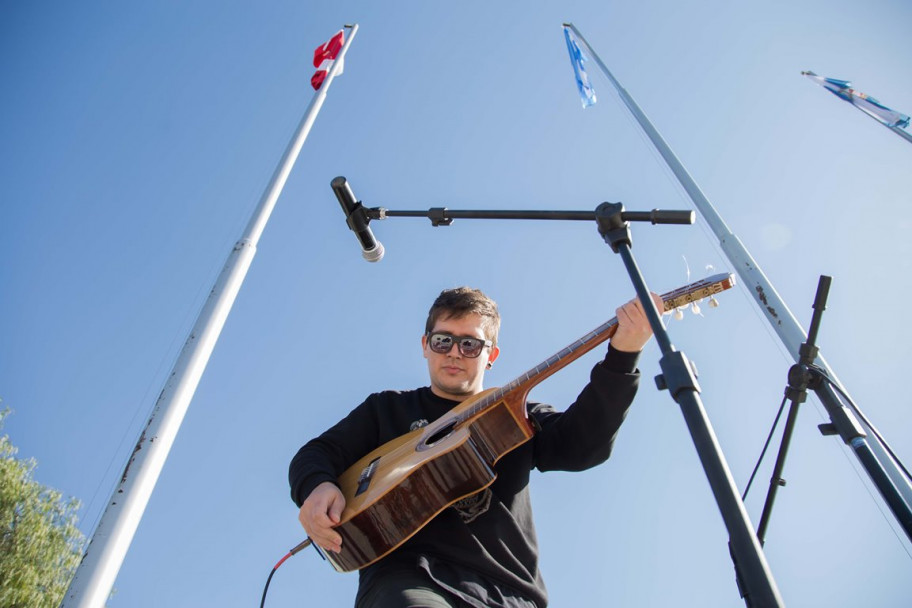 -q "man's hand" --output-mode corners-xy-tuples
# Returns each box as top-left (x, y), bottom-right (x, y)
(610, 293), (663, 353)
(298, 481), (345, 553)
